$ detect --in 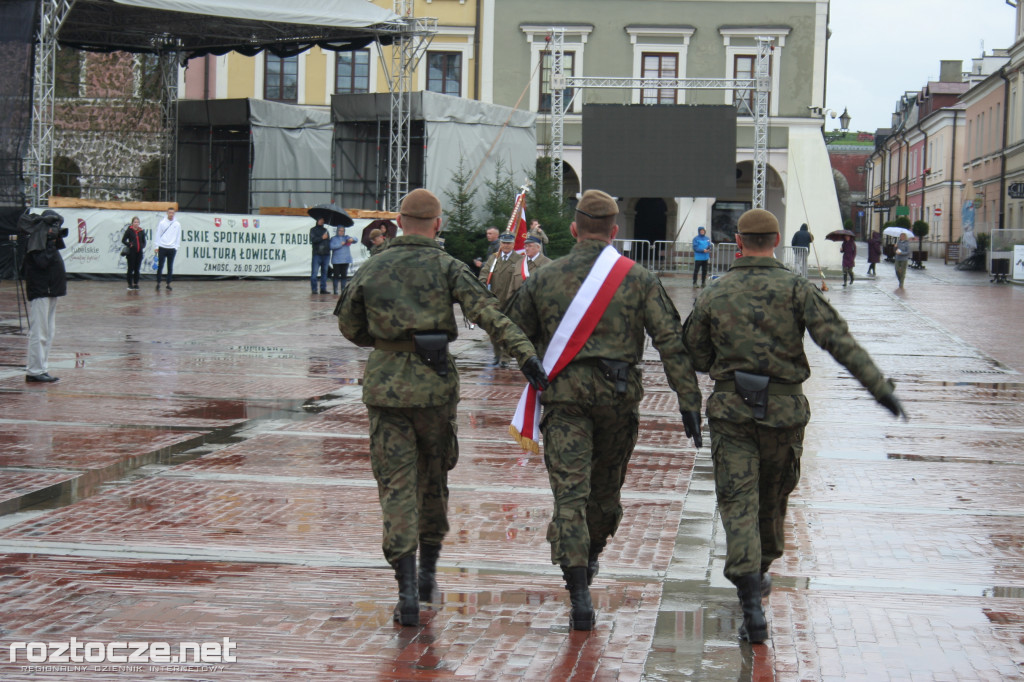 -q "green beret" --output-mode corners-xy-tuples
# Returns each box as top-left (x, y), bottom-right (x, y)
(736, 208), (779, 234)
(400, 188), (441, 219)
(576, 189), (618, 219)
